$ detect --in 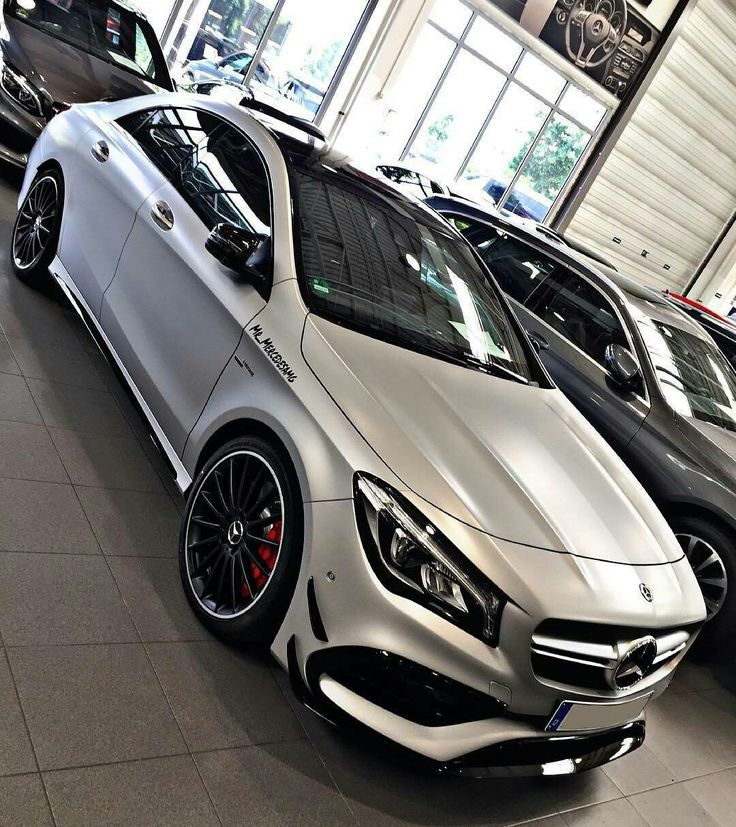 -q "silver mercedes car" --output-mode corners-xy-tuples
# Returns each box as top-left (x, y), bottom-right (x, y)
(12, 92), (705, 776)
